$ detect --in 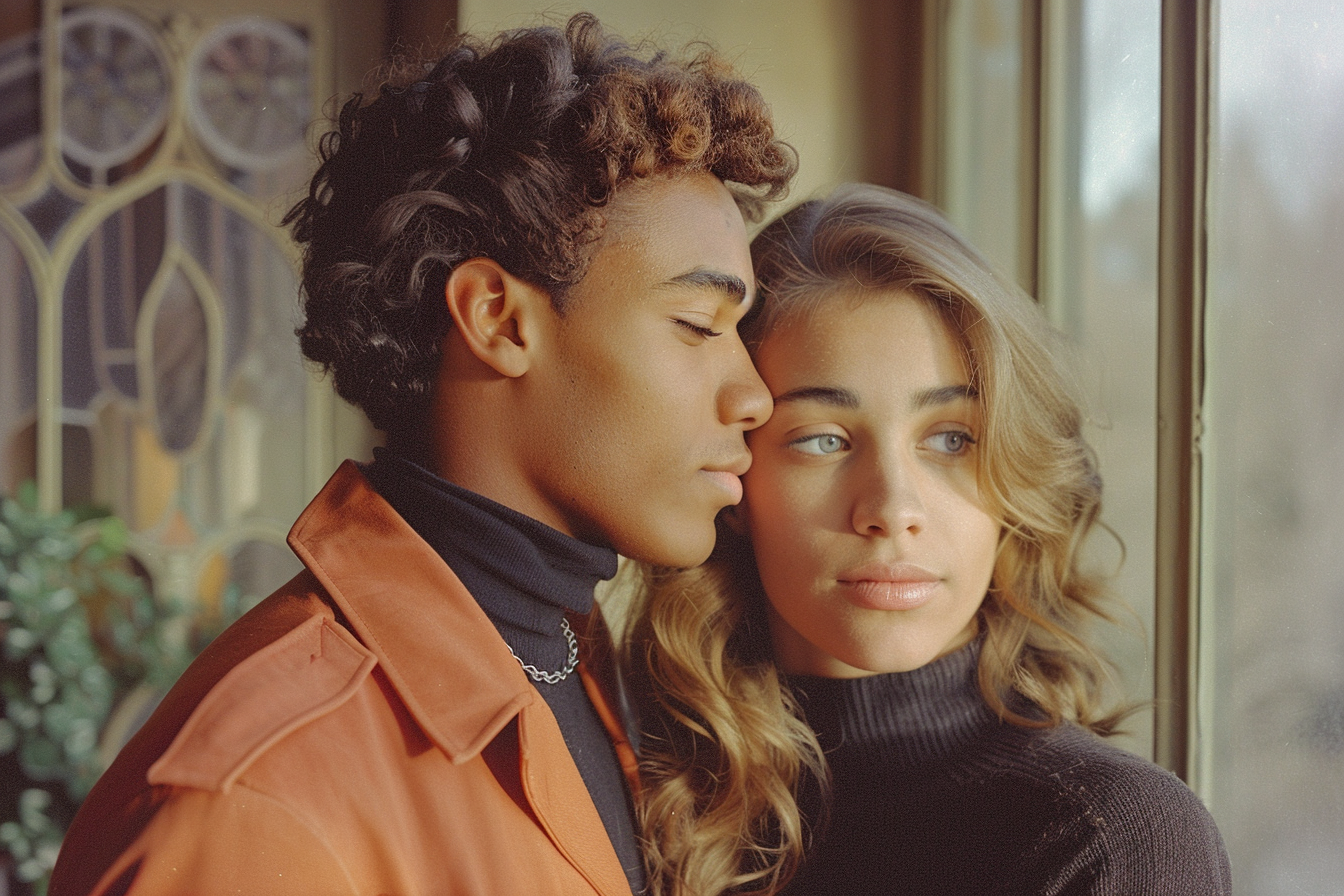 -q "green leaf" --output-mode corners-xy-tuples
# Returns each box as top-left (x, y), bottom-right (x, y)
(6, 568), (36, 603)
(18, 856), (48, 882)
(46, 585), (77, 614)
(7, 697), (40, 731)
(13, 480), (38, 511)
(2, 827), (31, 860)
(34, 534), (76, 563)
(19, 737), (63, 777)
(36, 838), (62, 870)
(63, 718), (98, 763)
(30, 677), (57, 705)
(18, 786), (52, 816)
(6, 624), (37, 657)
(78, 665), (113, 702)
(41, 702), (75, 739)
(95, 515), (128, 553)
